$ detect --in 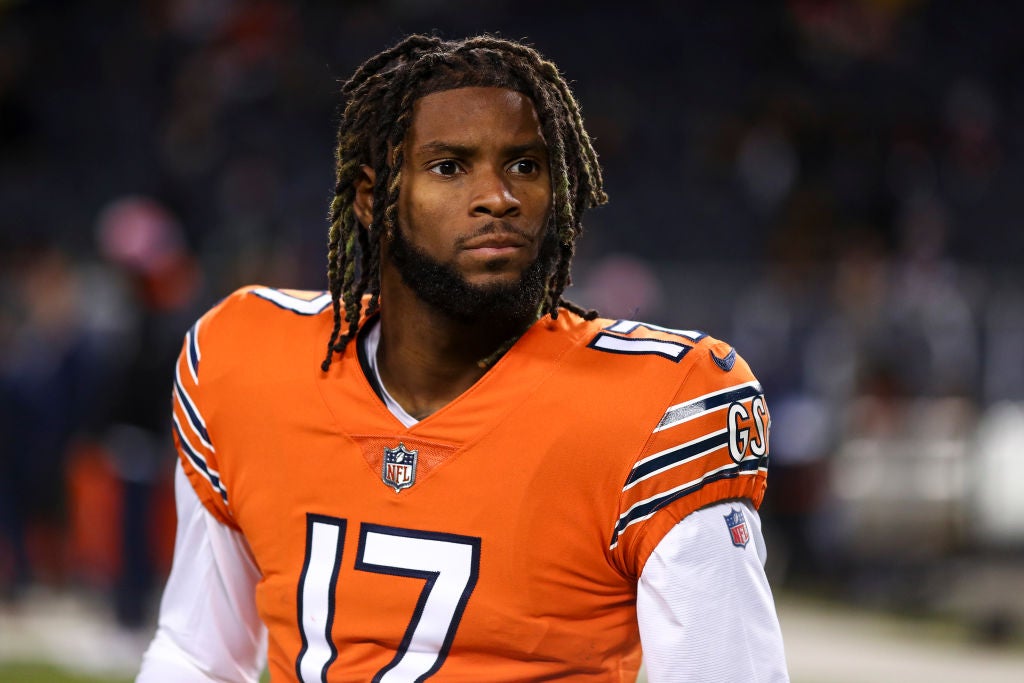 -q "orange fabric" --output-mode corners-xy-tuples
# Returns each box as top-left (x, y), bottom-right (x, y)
(173, 286), (770, 682)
